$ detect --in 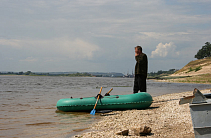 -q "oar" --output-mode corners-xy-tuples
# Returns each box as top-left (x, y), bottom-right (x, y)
(90, 87), (103, 115)
(105, 88), (113, 96)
